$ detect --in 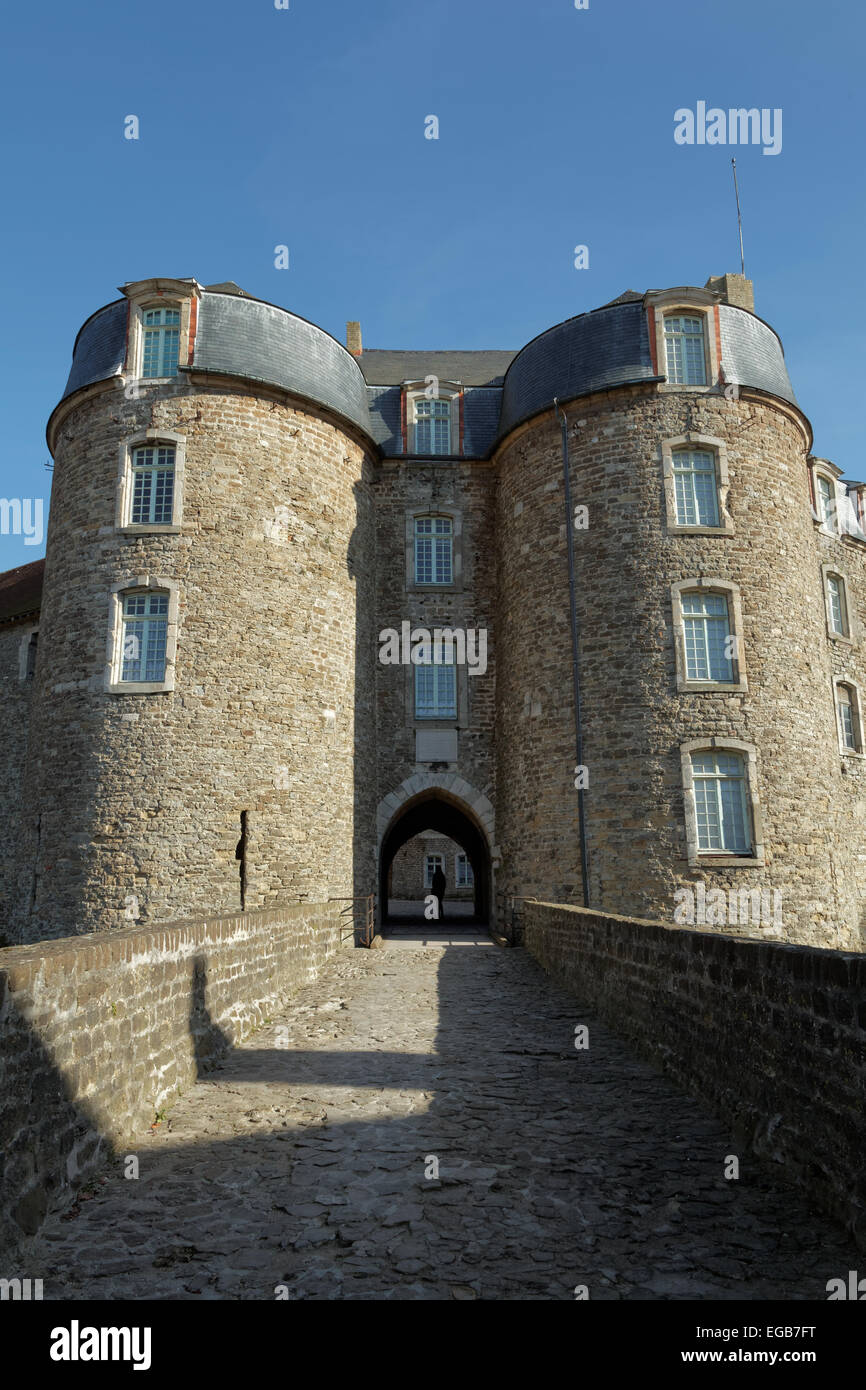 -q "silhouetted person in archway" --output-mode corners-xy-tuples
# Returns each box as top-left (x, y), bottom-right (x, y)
(431, 864), (446, 922)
